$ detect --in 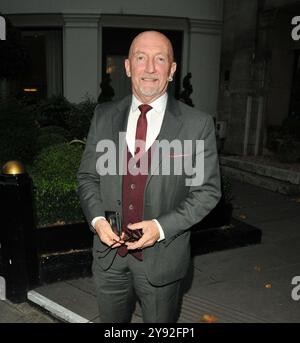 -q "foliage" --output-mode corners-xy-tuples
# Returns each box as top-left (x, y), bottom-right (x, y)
(36, 133), (66, 152)
(36, 95), (73, 129)
(0, 98), (39, 165)
(0, 92), (98, 226)
(35, 95), (97, 140)
(39, 125), (71, 139)
(67, 97), (97, 140)
(29, 143), (85, 226)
